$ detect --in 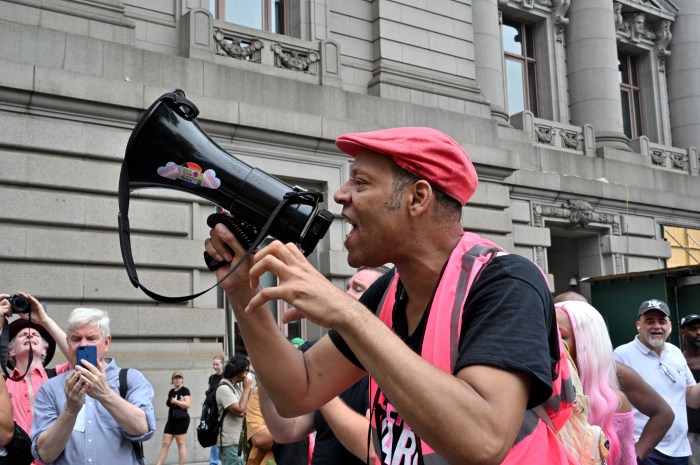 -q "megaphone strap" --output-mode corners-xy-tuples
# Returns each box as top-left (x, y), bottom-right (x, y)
(118, 189), (320, 303)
